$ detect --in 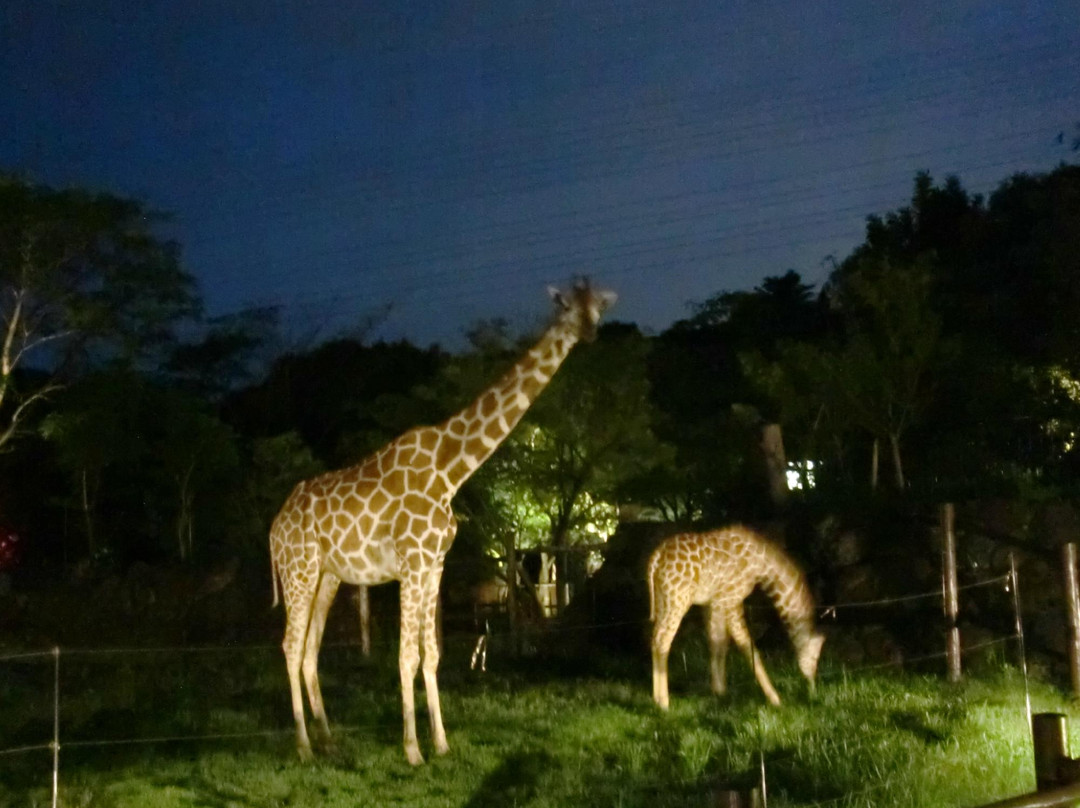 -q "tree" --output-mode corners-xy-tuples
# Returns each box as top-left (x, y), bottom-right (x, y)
(165, 306), (280, 400)
(41, 370), (241, 563)
(39, 369), (145, 558)
(828, 166), (1080, 492)
(686, 270), (823, 357)
(153, 391), (239, 561)
(811, 257), (944, 490)
(0, 175), (199, 451)
(653, 272), (828, 519)
(516, 323), (671, 607)
(409, 320), (669, 610)
(223, 337), (444, 467)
